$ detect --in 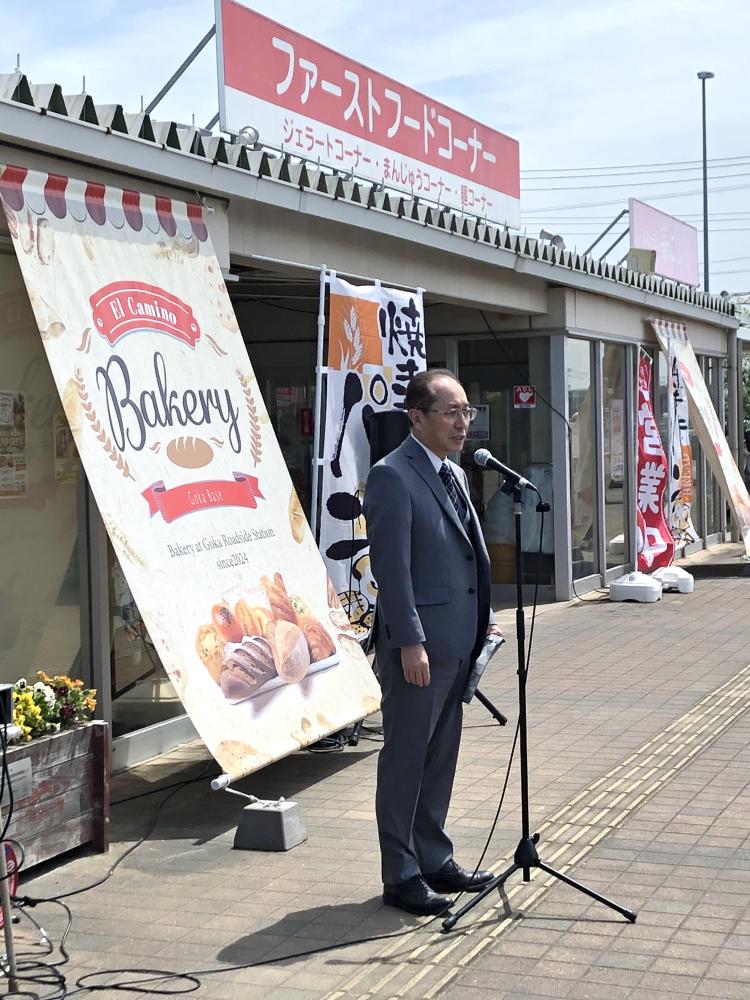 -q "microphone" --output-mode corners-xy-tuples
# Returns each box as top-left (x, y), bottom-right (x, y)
(473, 448), (536, 491)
